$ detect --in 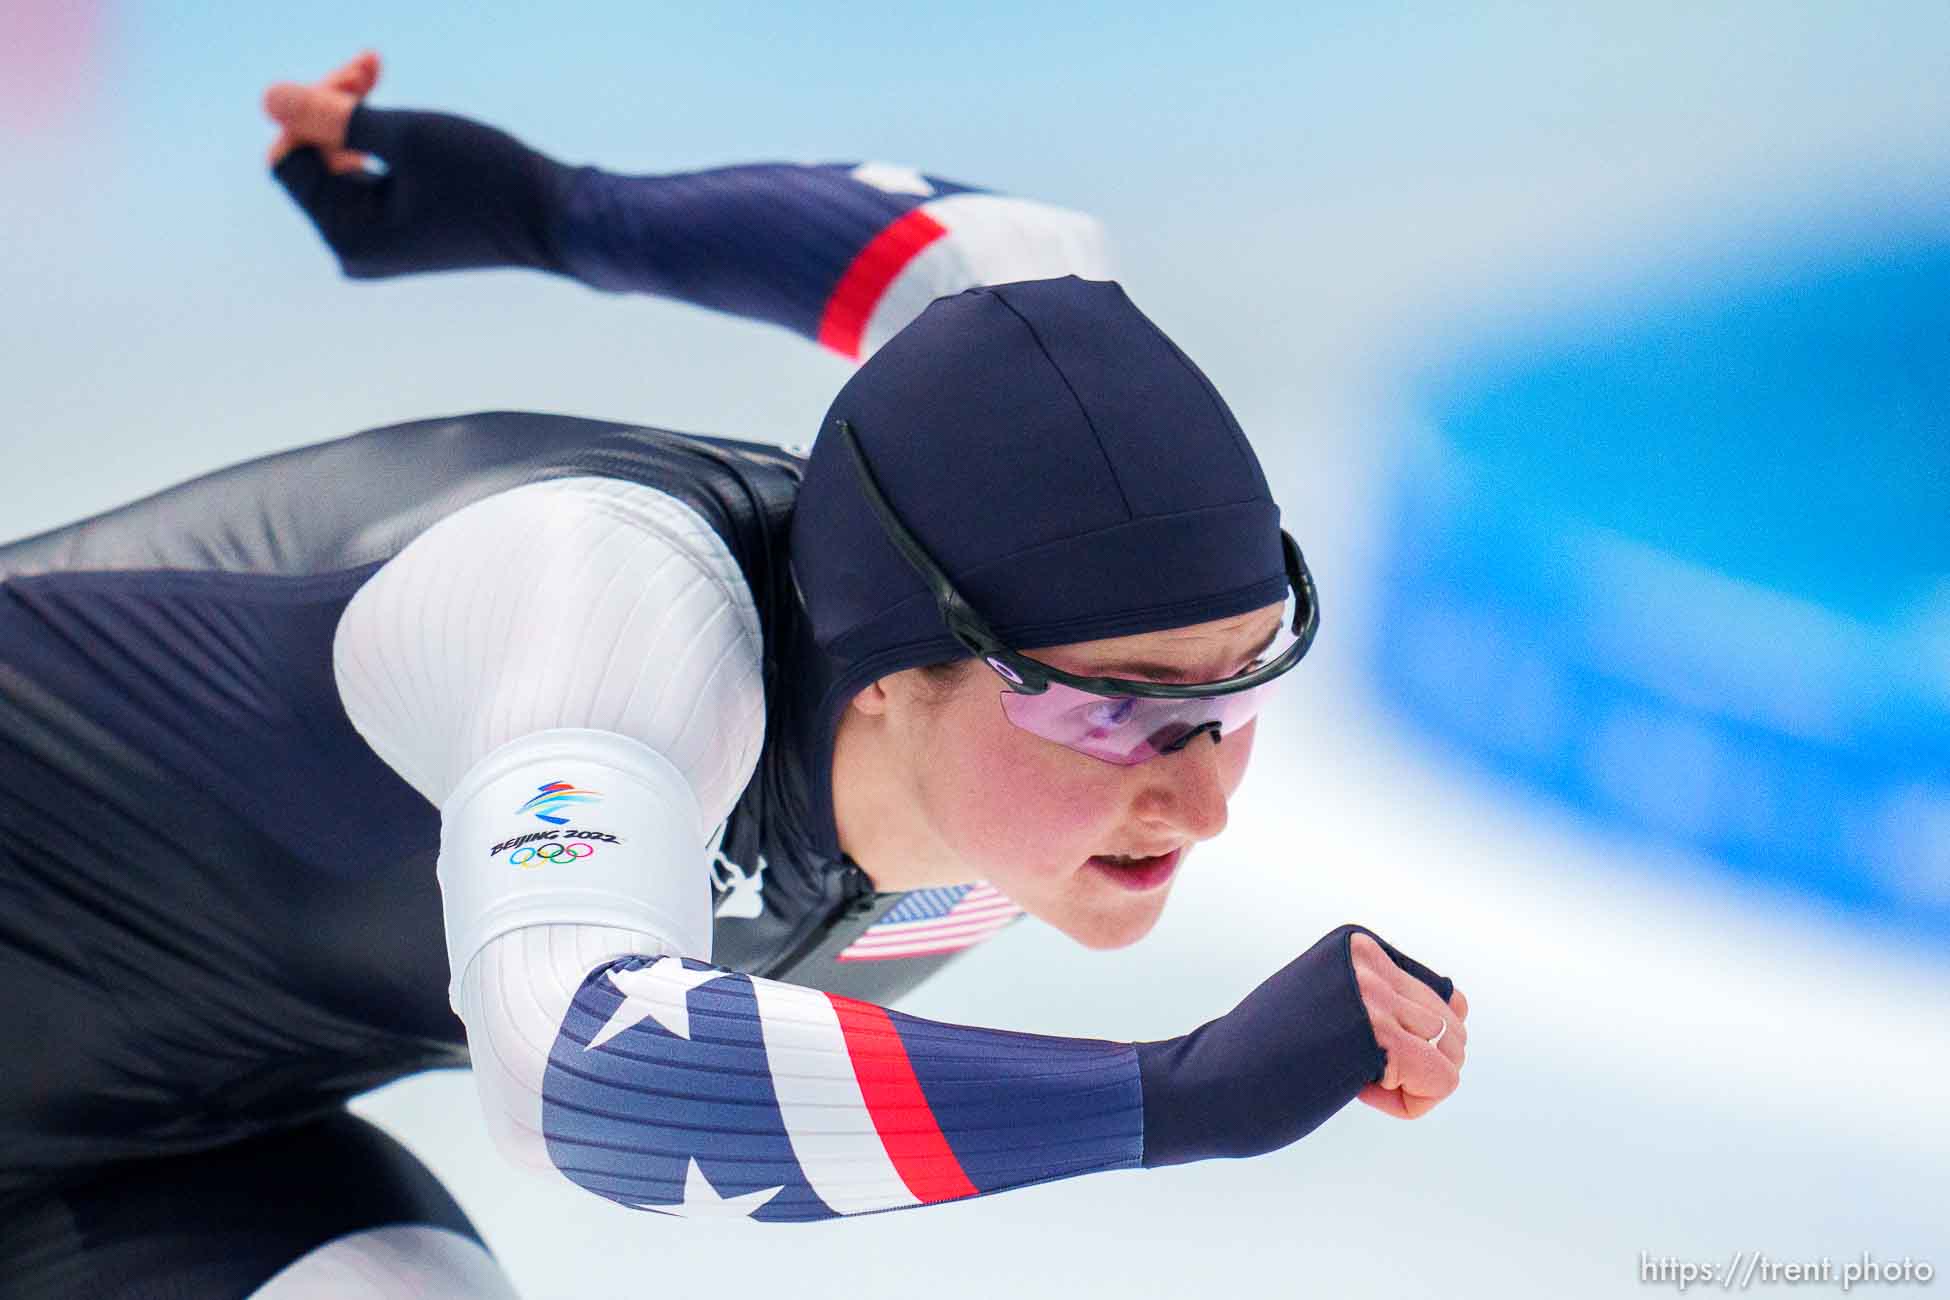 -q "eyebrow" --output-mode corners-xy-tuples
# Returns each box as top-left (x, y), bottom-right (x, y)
(1082, 620), (1283, 683)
